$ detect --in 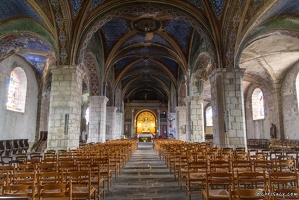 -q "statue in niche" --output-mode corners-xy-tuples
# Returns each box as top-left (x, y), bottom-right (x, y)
(270, 123), (276, 139)
(142, 118), (150, 132)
